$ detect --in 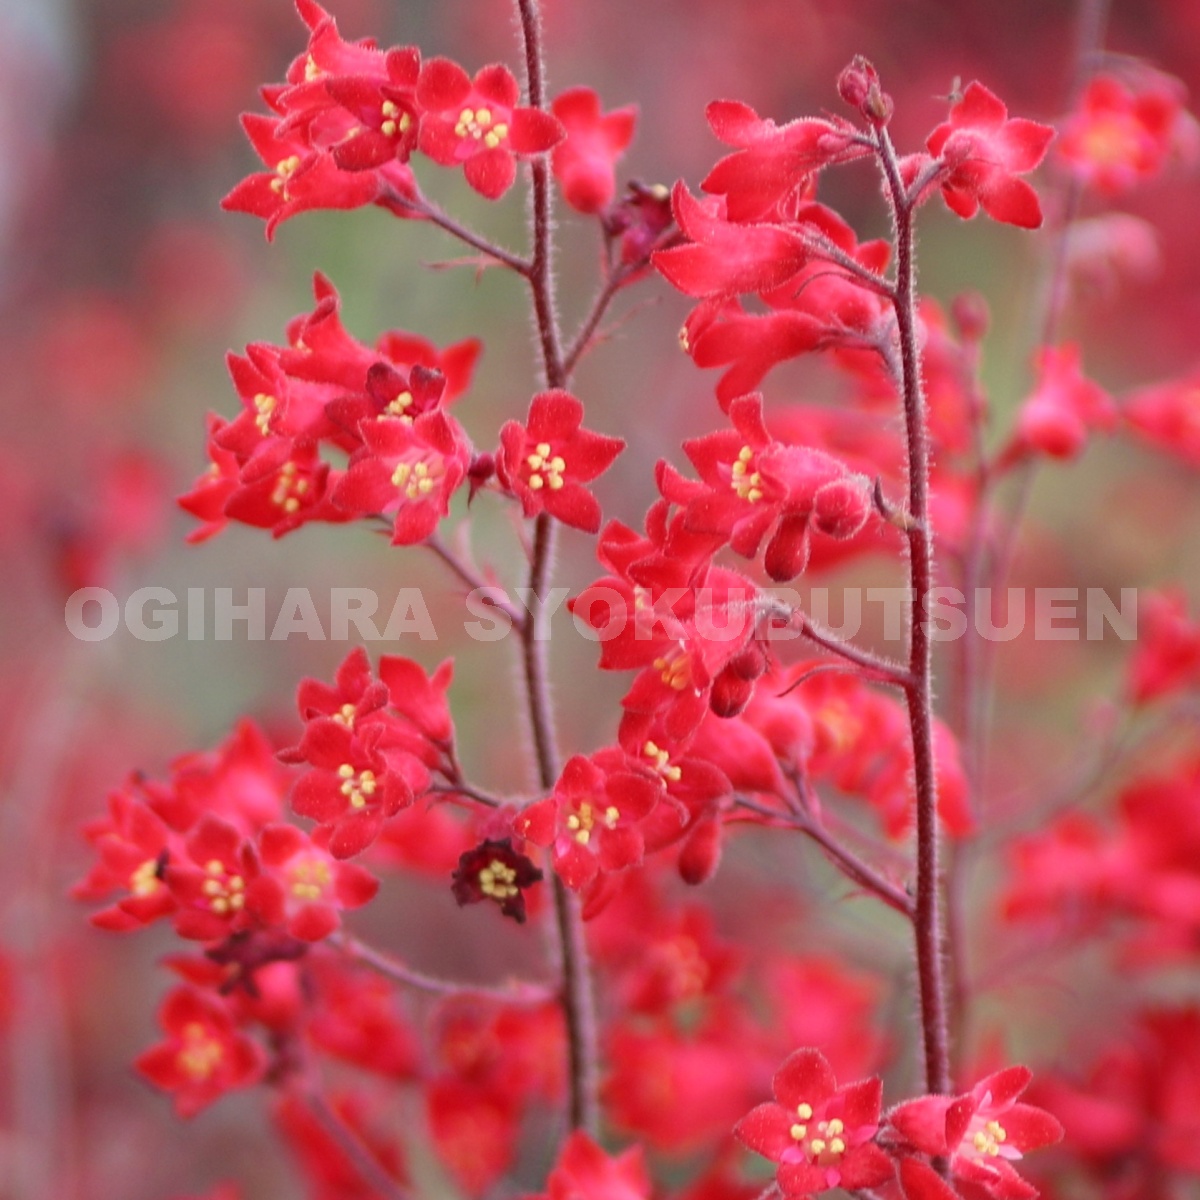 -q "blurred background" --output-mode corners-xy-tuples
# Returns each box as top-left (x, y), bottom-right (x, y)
(1, 0), (1198, 1196)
